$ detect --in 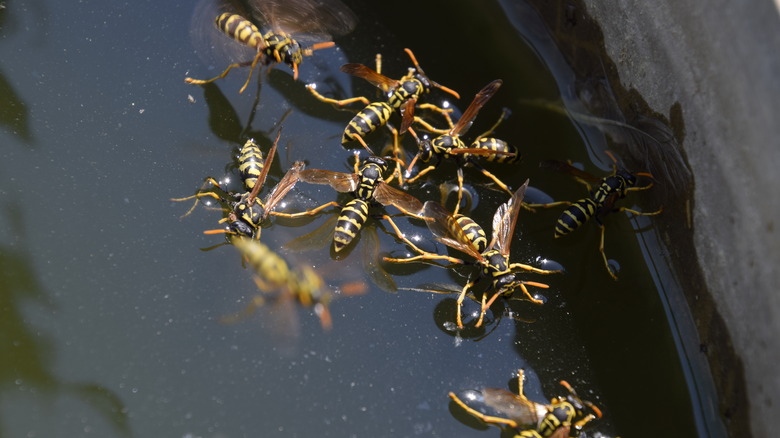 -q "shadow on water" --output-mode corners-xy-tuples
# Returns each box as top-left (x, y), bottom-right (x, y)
(0, 203), (131, 438)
